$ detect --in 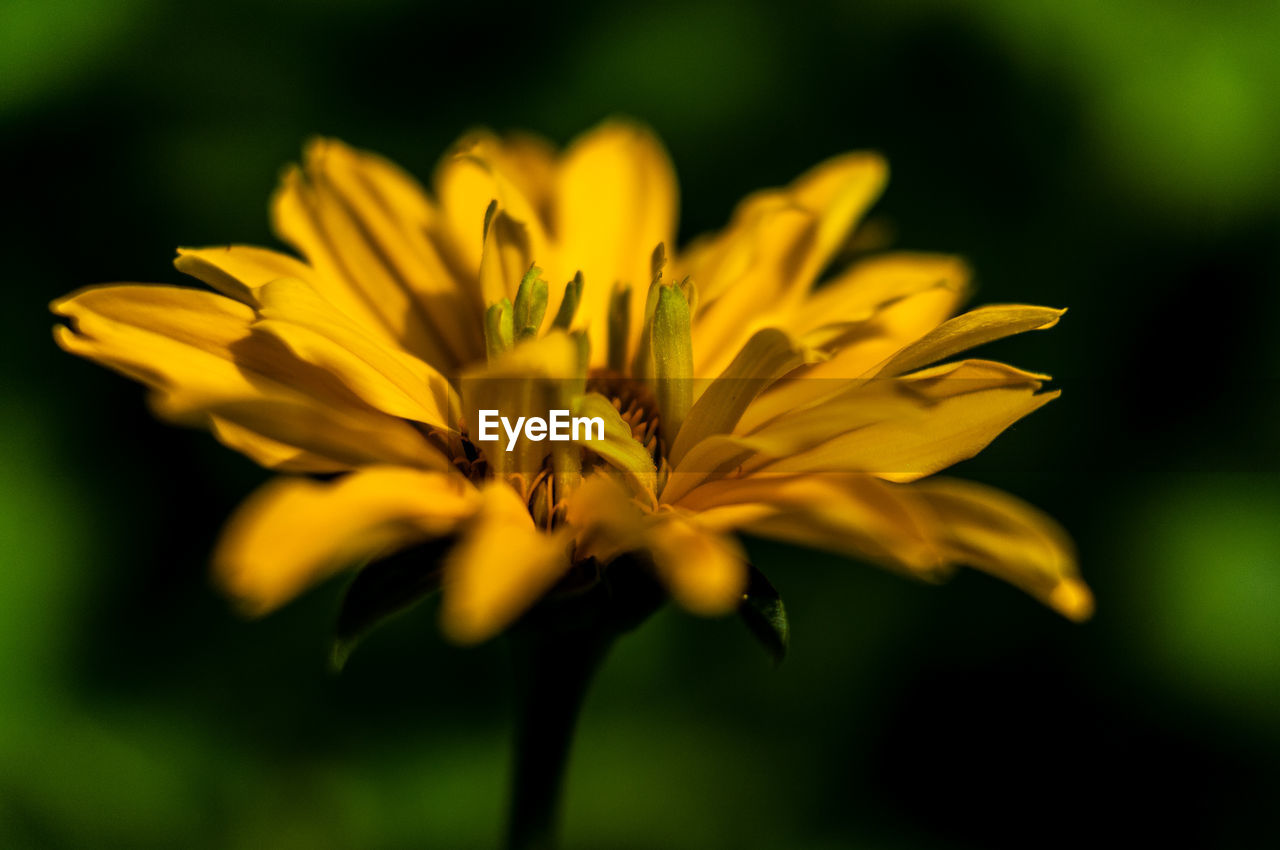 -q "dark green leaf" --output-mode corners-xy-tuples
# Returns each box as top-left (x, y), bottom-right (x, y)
(330, 538), (452, 671)
(738, 564), (789, 663)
